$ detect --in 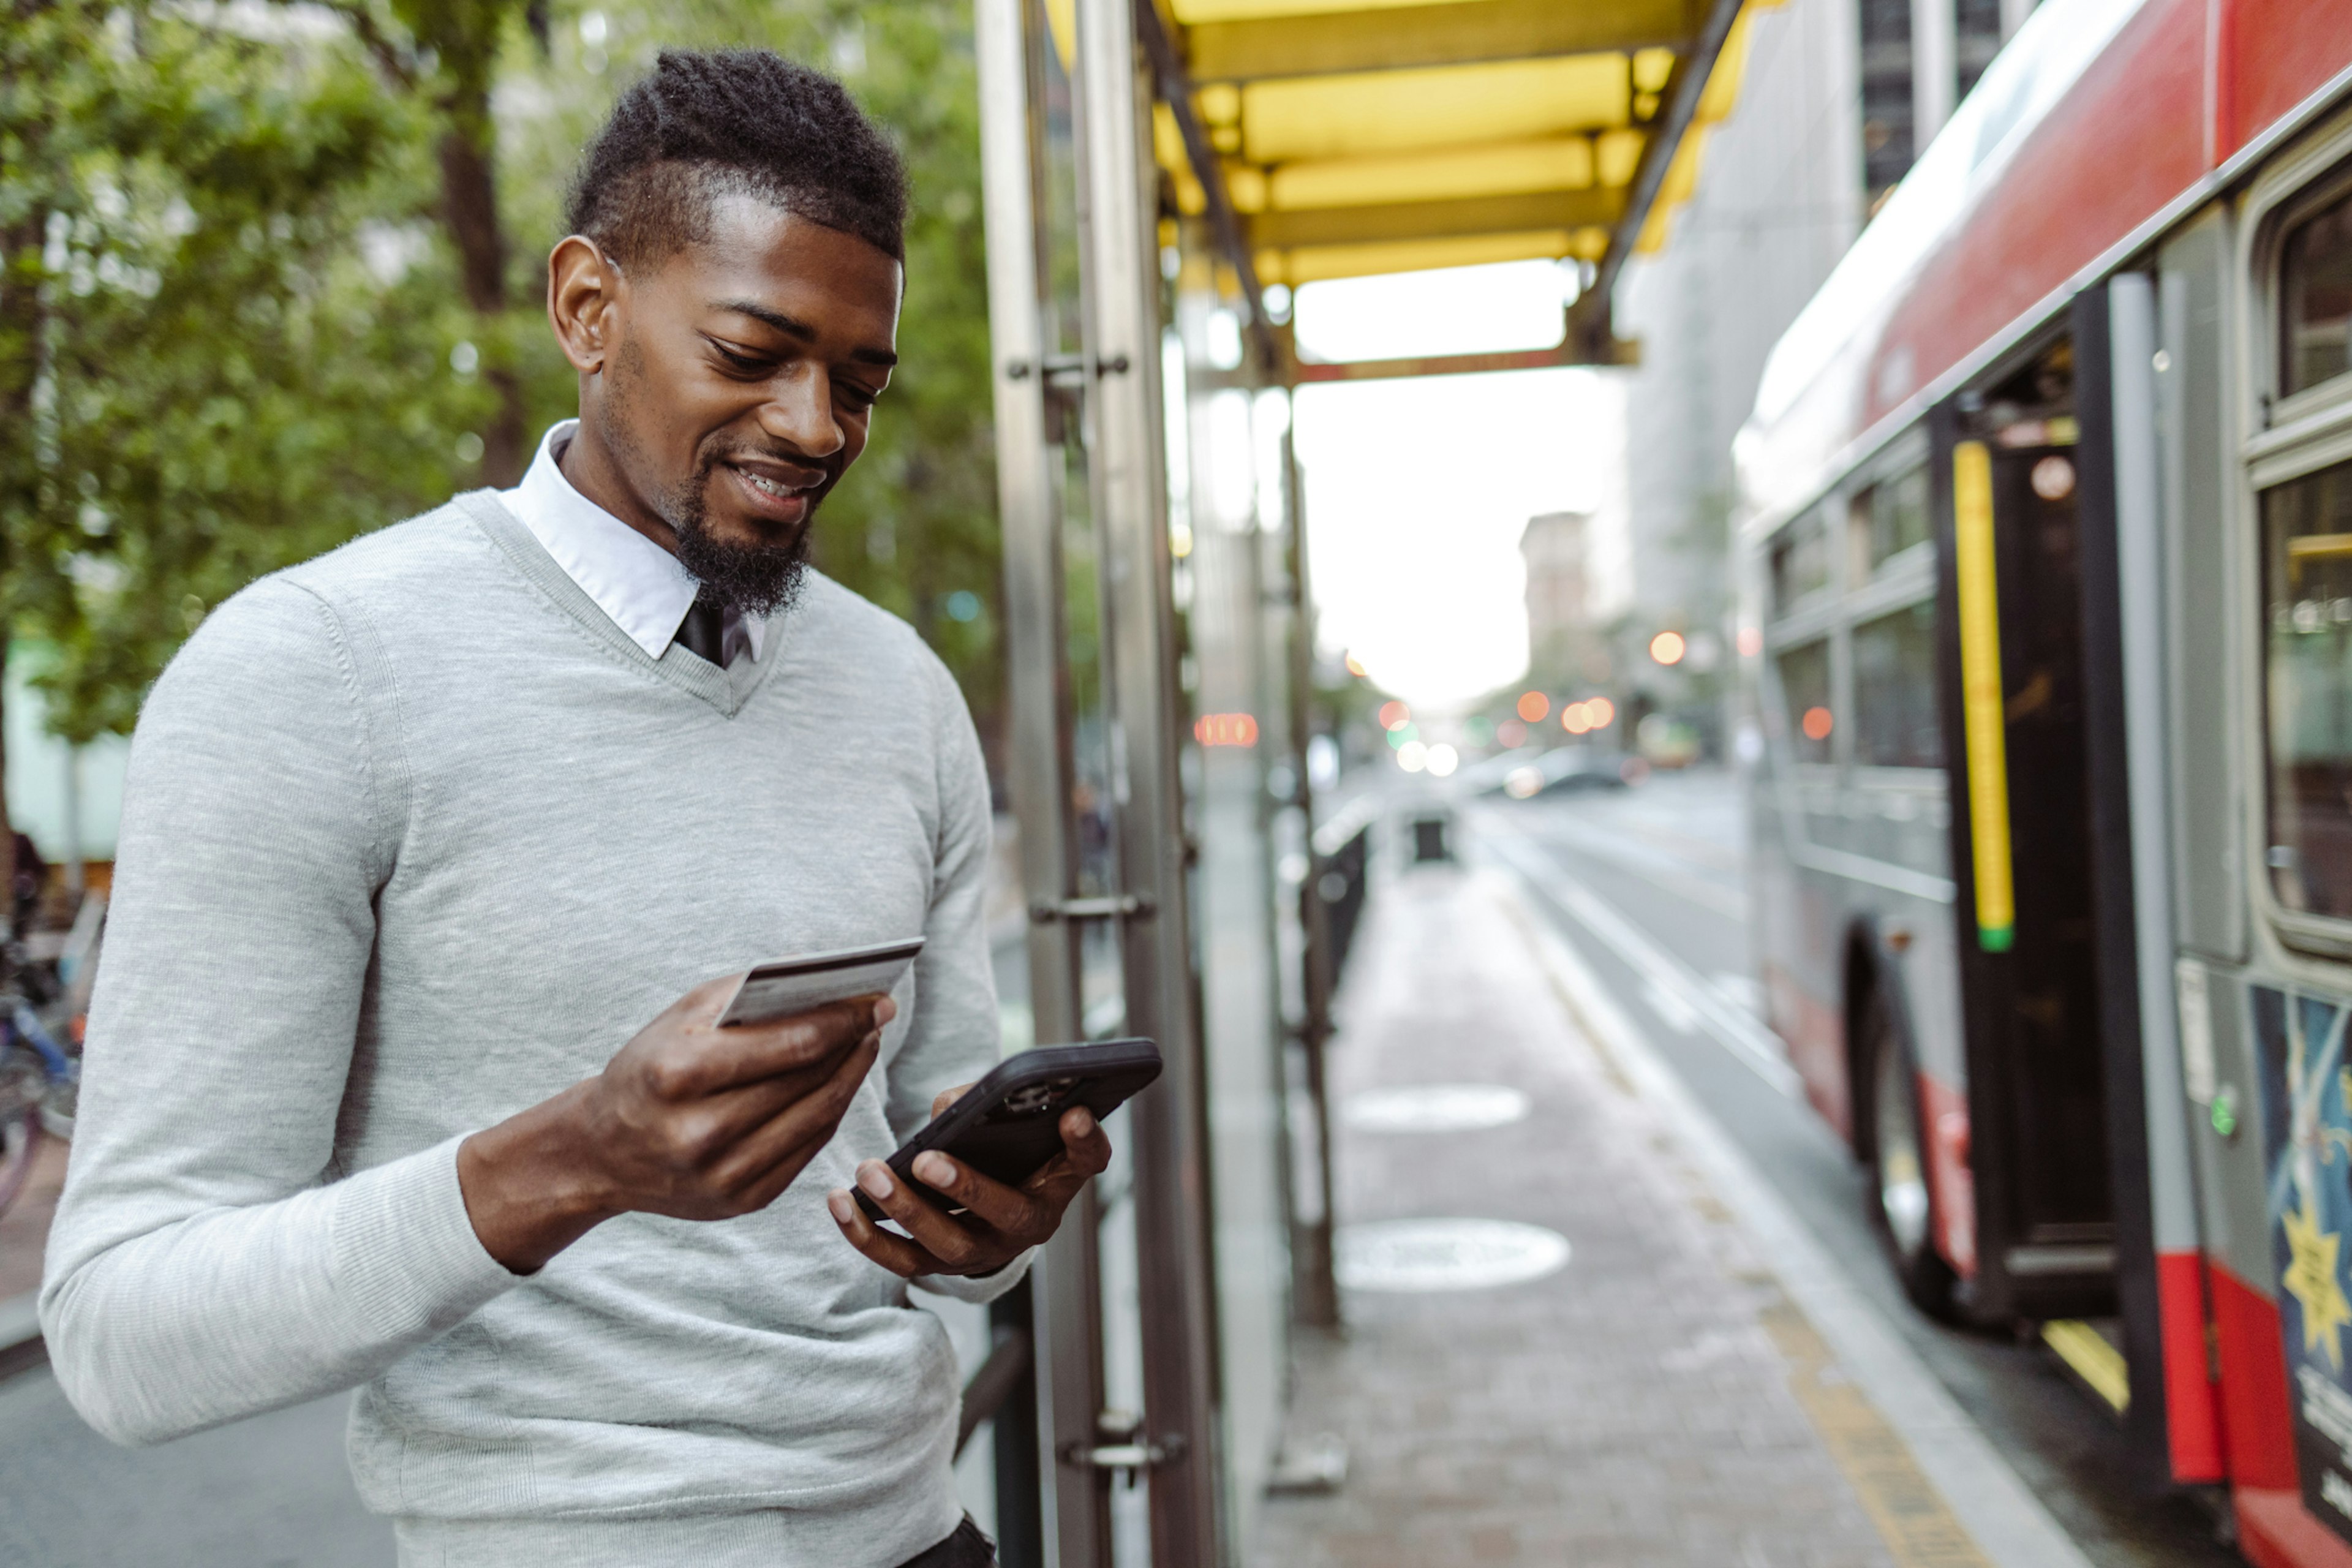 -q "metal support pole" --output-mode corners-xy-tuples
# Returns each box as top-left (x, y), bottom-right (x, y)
(977, 0), (1110, 1559)
(988, 1283), (1046, 1566)
(1073, 0), (1224, 1558)
(1911, 0), (1957, 151)
(1281, 420), (1340, 1331)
